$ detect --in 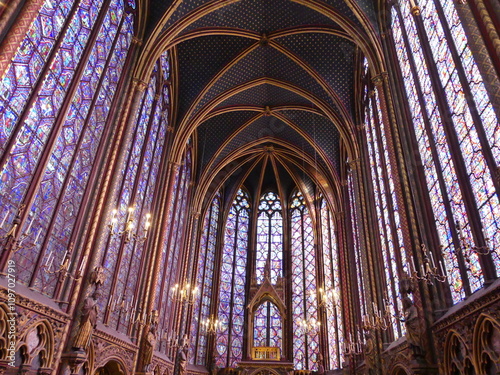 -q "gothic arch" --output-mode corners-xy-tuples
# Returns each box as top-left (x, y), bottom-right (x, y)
(0, 303), (8, 360)
(17, 320), (55, 369)
(444, 330), (475, 375)
(94, 358), (127, 375)
(473, 314), (500, 374)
